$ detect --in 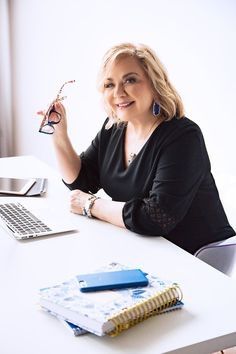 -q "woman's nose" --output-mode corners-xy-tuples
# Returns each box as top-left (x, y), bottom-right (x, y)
(114, 83), (126, 97)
